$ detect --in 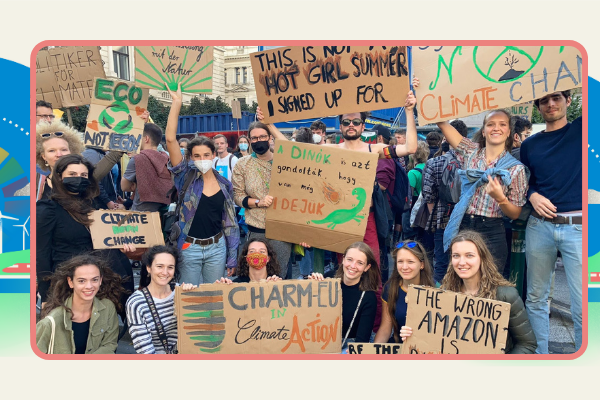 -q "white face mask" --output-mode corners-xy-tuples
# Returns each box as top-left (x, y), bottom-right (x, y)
(194, 160), (212, 174)
(312, 134), (323, 144)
